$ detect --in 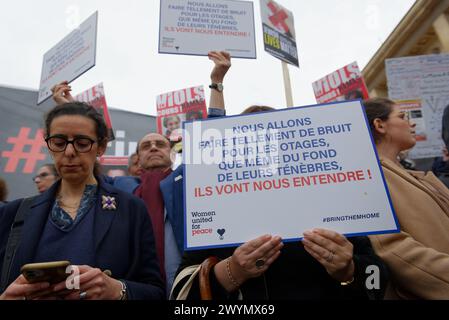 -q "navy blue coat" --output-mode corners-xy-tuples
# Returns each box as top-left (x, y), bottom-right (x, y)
(160, 165), (185, 254)
(0, 179), (165, 300)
